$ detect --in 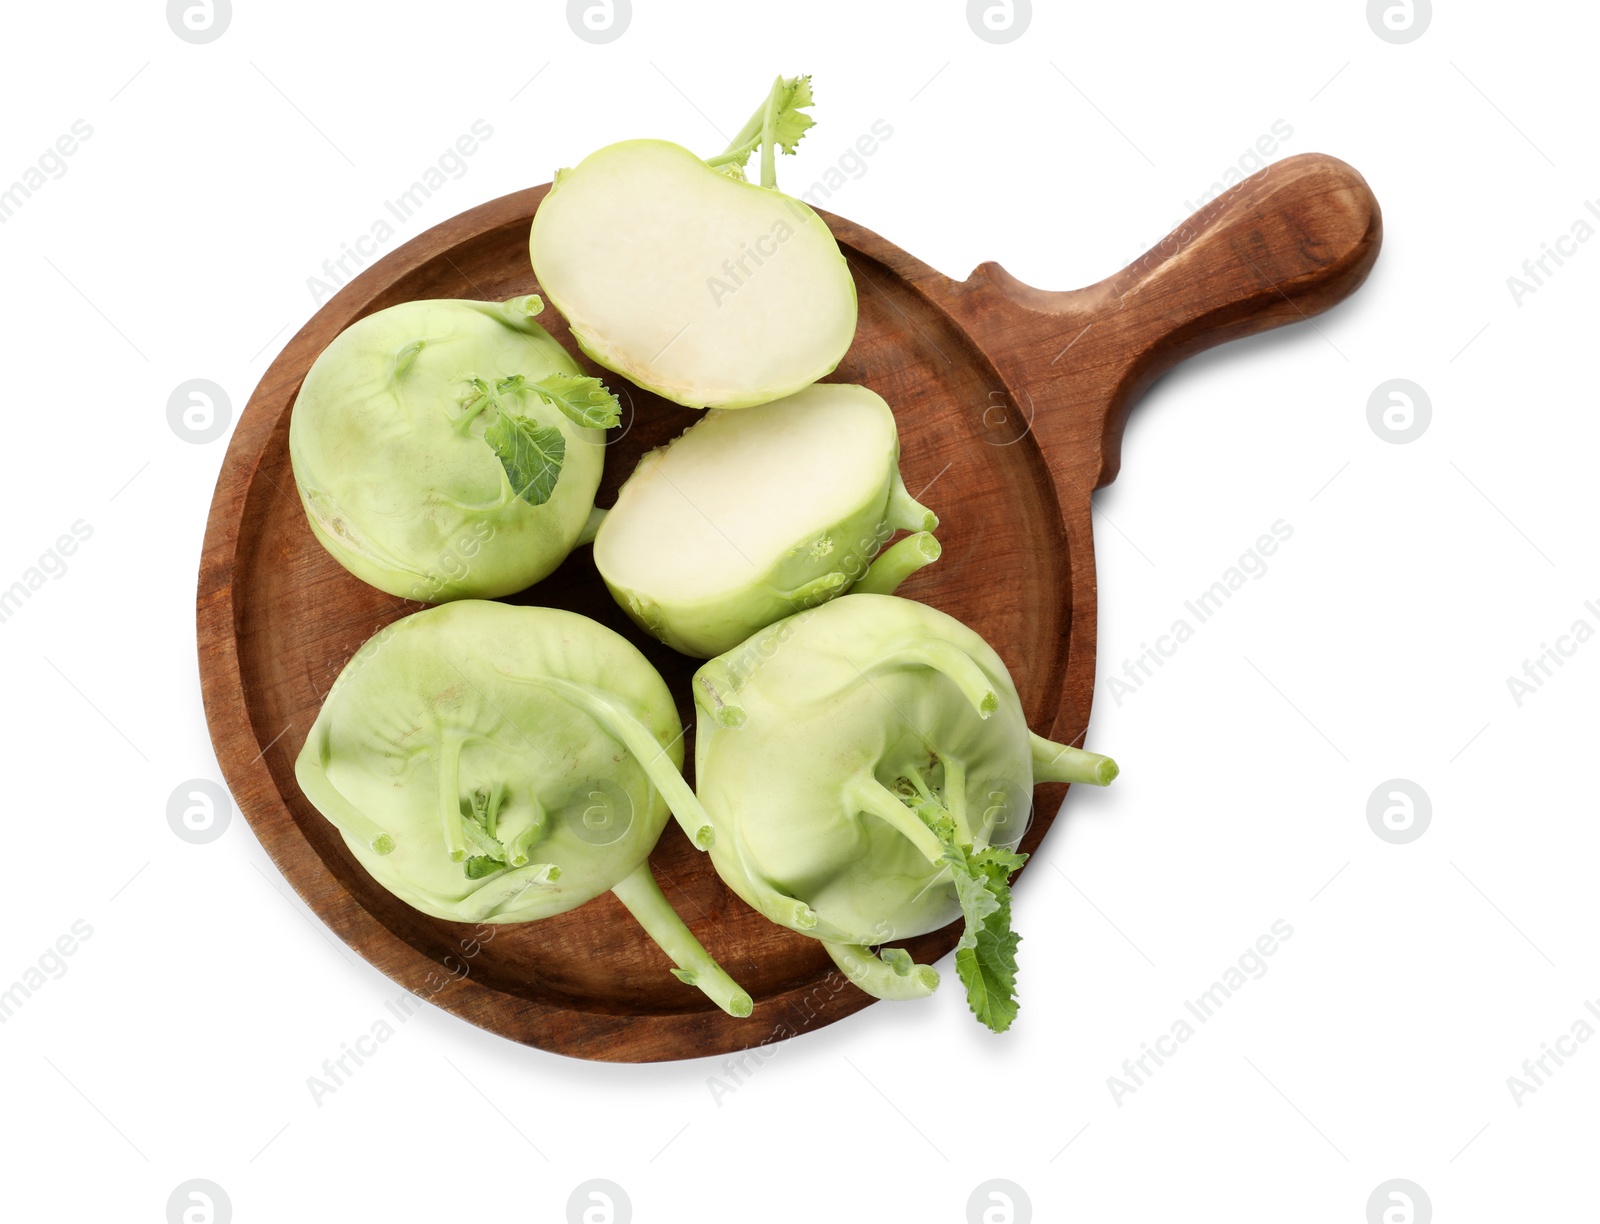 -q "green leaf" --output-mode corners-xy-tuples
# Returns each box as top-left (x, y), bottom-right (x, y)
(708, 74), (817, 173)
(484, 411), (566, 507)
(459, 790), (510, 879)
(768, 75), (816, 155)
(951, 849), (1023, 1033)
(502, 373), (622, 430)
(912, 791), (1026, 1033)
